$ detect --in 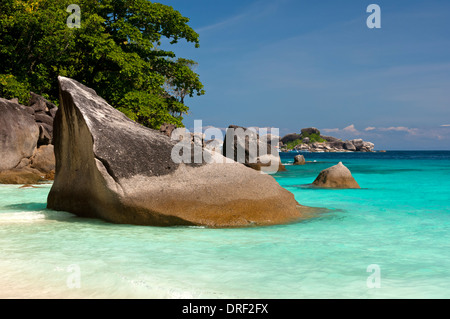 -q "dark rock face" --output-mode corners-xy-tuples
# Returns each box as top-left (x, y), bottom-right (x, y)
(328, 140), (345, 149)
(29, 92), (57, 113)
(350, 139), (364, 150)
(34, 112), (54, 126)
(293, 155), (306, 165)
(38, 124), (52, 146)
(222, 125), (286, 173)
(48, 77), (306, 227)
(0, 98), (39, 171)
(312, 162), (360, 189)
(280, 133), (302, 144)
(343, 141), (357, 151)
(301, 127), (320, 136)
